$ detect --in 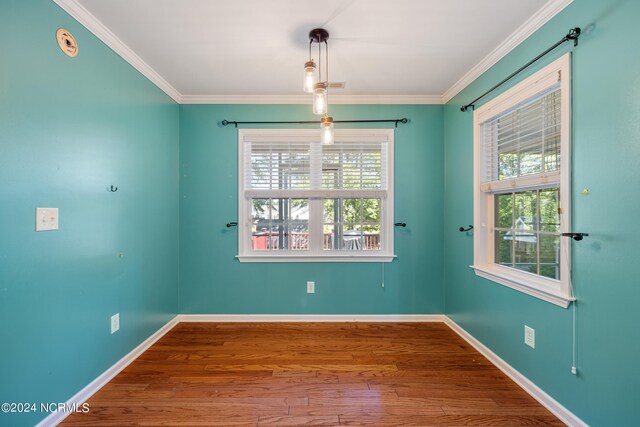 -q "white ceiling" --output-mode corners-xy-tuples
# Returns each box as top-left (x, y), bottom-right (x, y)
(60, 0), (570, 103)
